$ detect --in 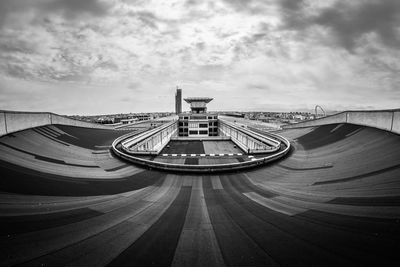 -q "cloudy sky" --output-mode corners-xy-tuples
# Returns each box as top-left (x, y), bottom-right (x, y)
(0, 0), (399, 115)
